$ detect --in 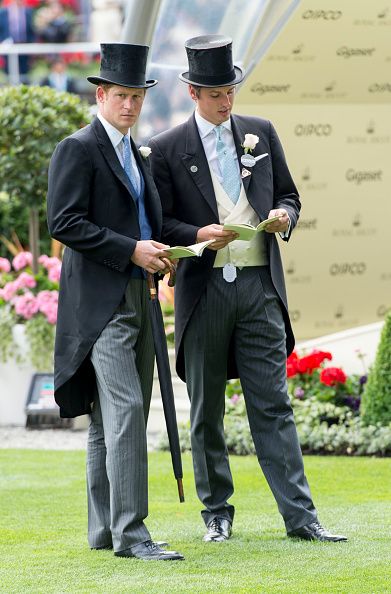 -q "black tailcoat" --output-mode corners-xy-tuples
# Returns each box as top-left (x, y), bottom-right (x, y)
(149, 114), (300, 382)
(47, 117), (162, 417)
